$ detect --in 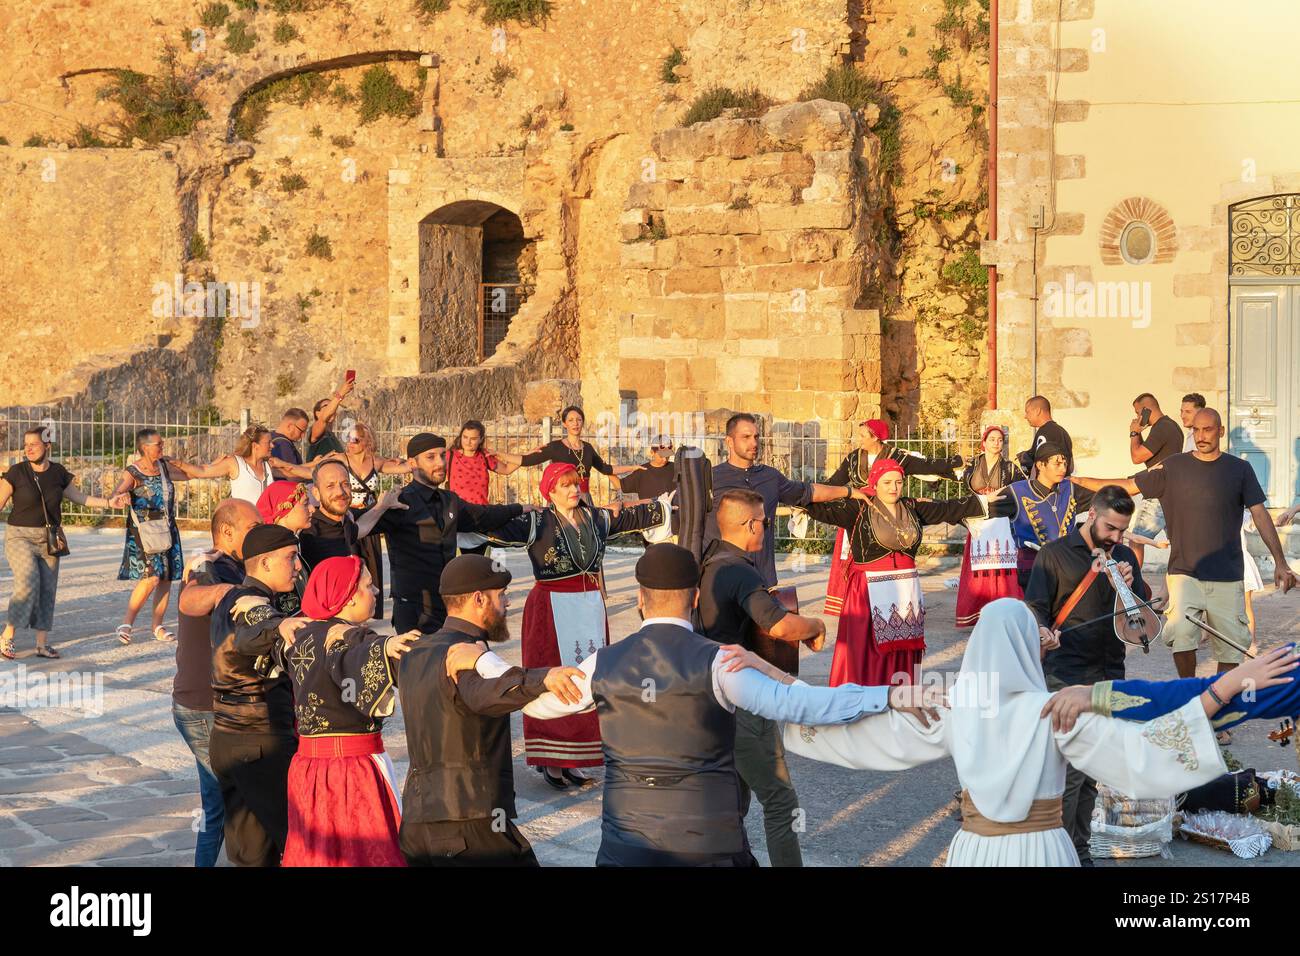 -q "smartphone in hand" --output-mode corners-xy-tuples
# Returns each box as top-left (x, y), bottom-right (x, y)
(345, 369), (356, 385)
